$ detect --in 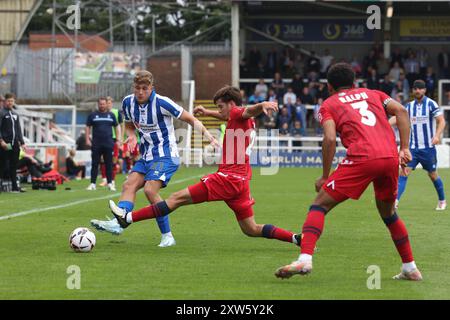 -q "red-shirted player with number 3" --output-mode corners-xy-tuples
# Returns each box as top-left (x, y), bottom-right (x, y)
(107, 85), (301, 247)
(275, 63), (422, 281)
